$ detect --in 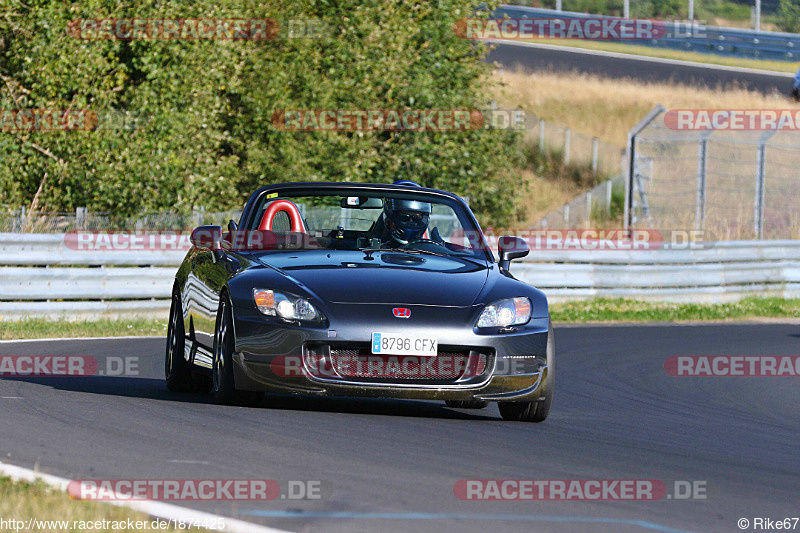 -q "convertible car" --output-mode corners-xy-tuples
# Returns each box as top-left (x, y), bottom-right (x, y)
(166, 181), (554, 422)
